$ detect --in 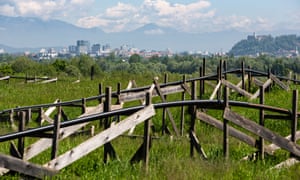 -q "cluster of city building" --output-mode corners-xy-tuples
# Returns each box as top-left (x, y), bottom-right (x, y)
(34, 40), (175, 60)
